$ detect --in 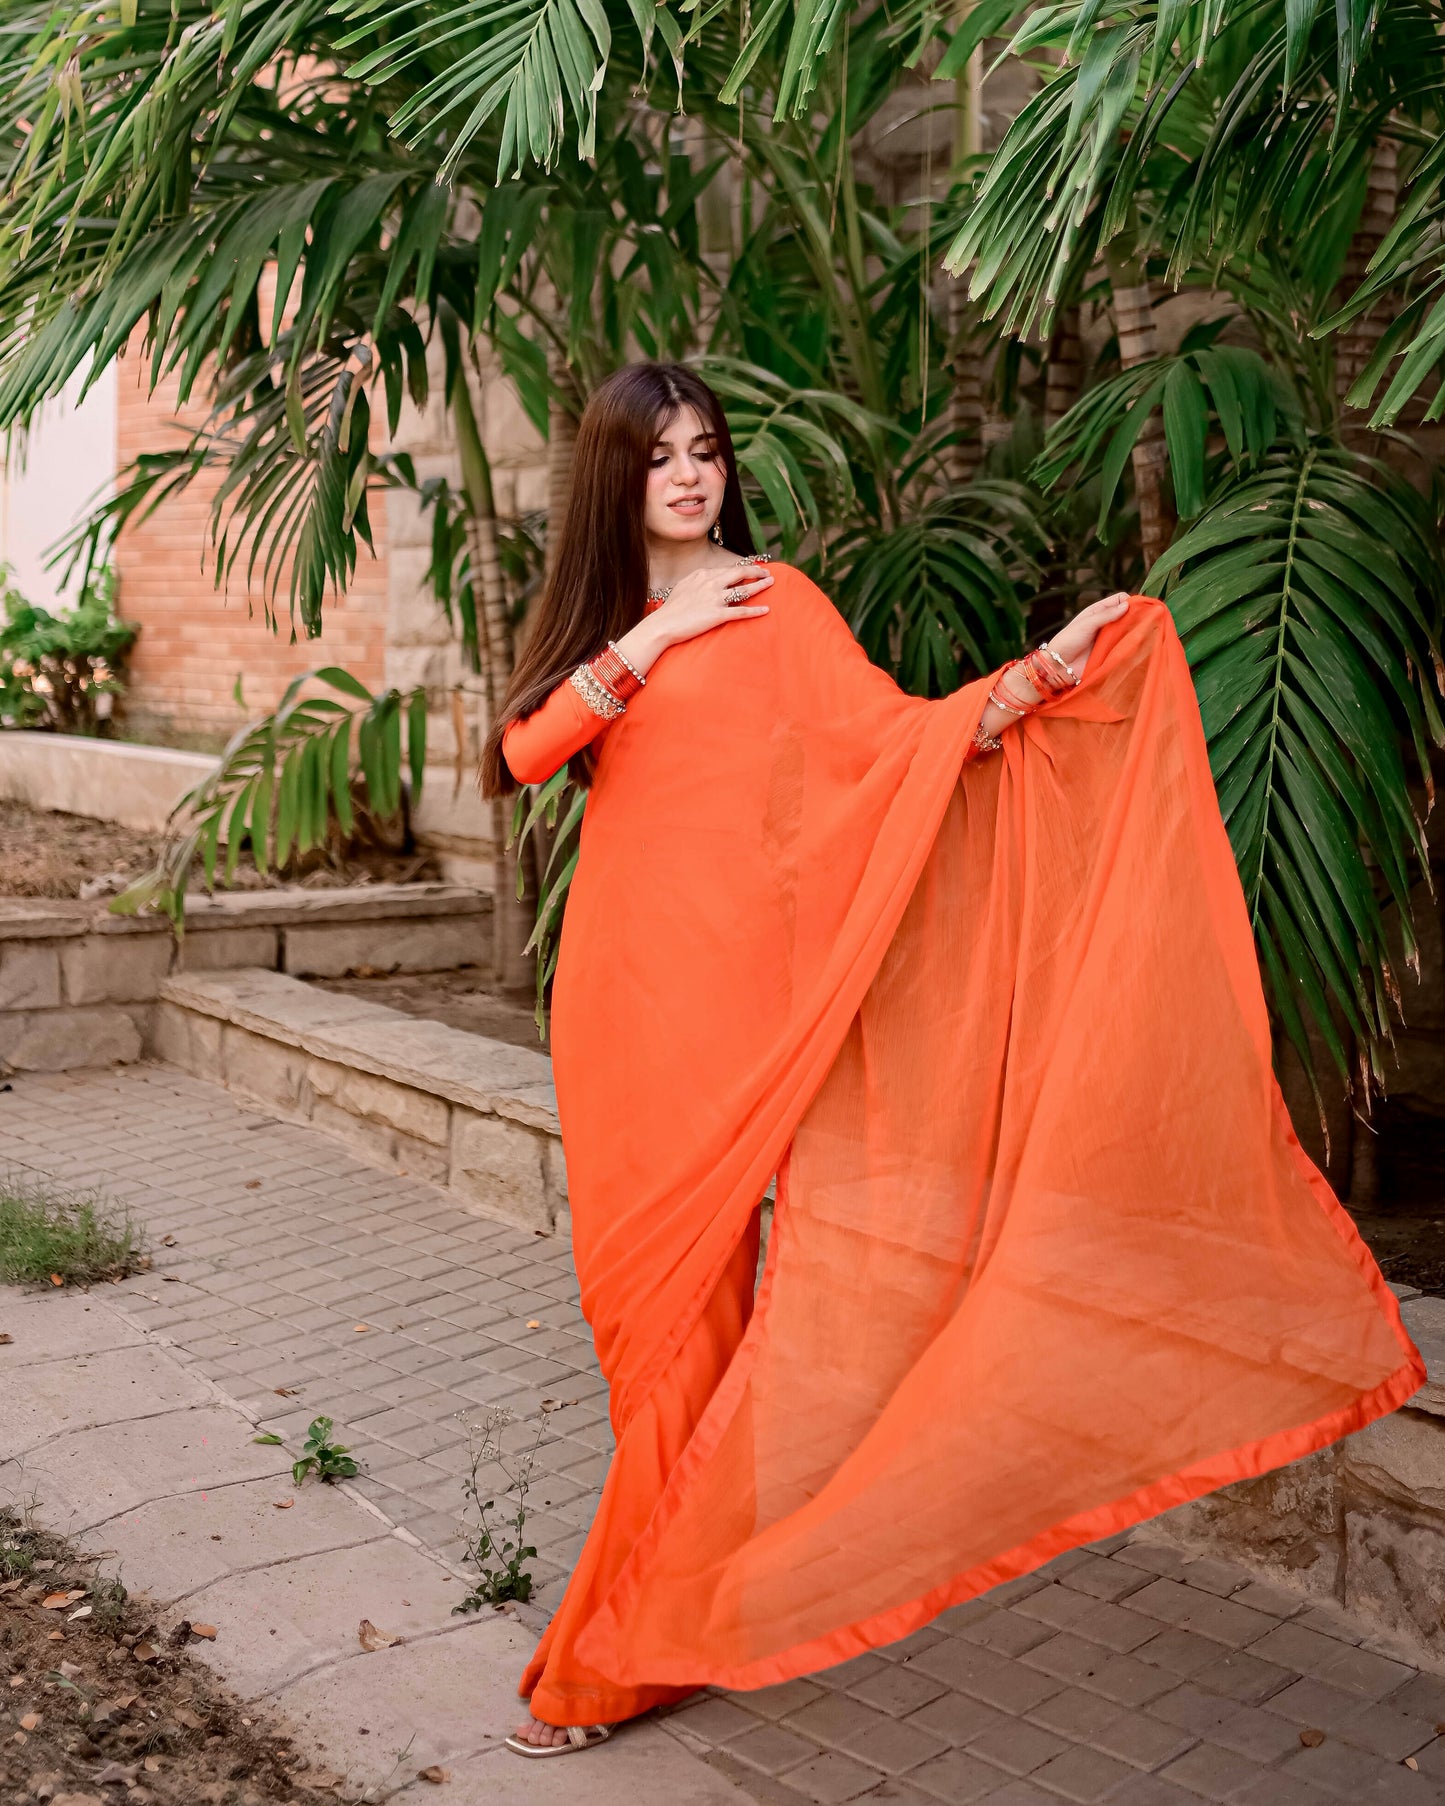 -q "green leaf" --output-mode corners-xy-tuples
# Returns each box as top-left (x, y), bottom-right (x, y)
(406, 687), (428, 802)
(1162, 360), (1209, 519)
